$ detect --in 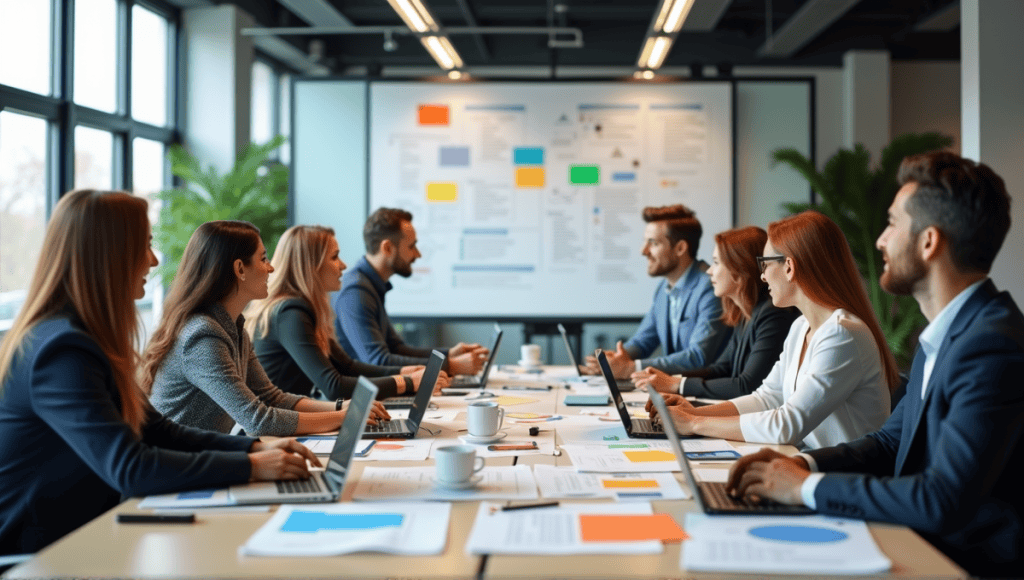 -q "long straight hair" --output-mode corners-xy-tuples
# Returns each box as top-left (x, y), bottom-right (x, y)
(140, 220), (261, 393)
(768, 211), (899, 393)
(246, 225), (336, 356)
(0, 190), (150, 434)
(715, 226), (769, 326)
